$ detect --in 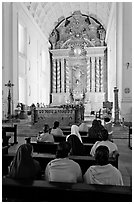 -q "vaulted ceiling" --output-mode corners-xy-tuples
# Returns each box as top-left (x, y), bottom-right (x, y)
(23, 2), (113, 39)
